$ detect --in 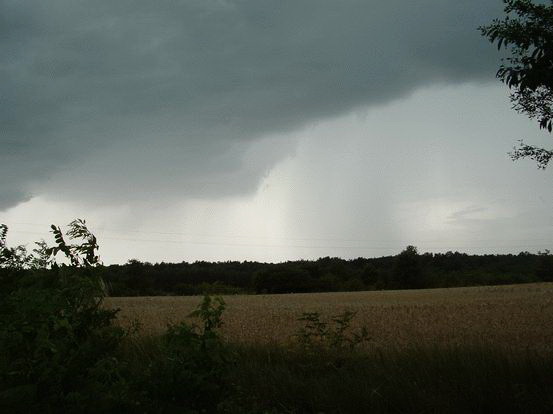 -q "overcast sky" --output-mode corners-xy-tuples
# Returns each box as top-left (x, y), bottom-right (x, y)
(2, 0), (552, 264)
